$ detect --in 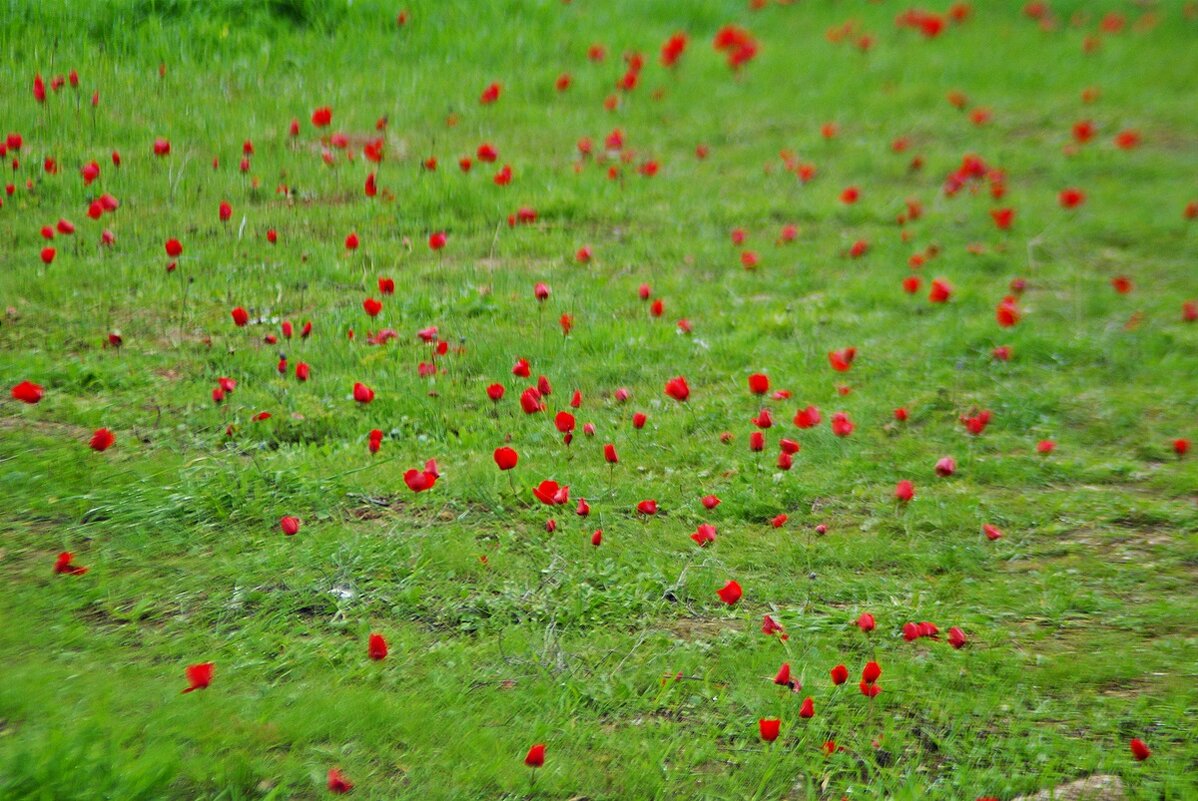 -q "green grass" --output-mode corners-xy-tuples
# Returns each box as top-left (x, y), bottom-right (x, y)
(2, 1), (1198, 798)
